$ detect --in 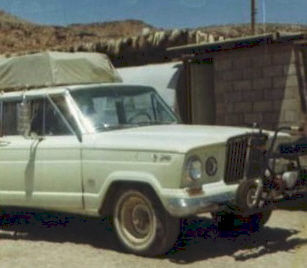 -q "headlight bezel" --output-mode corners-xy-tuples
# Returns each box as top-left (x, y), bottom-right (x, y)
(205, 156), (218, 177)
(186, 155), (203, 181)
